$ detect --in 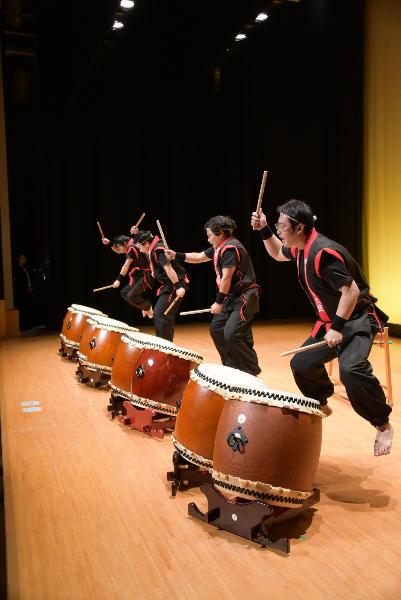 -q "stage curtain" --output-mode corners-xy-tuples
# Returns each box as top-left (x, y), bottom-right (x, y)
(364, 0), (401, 325)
